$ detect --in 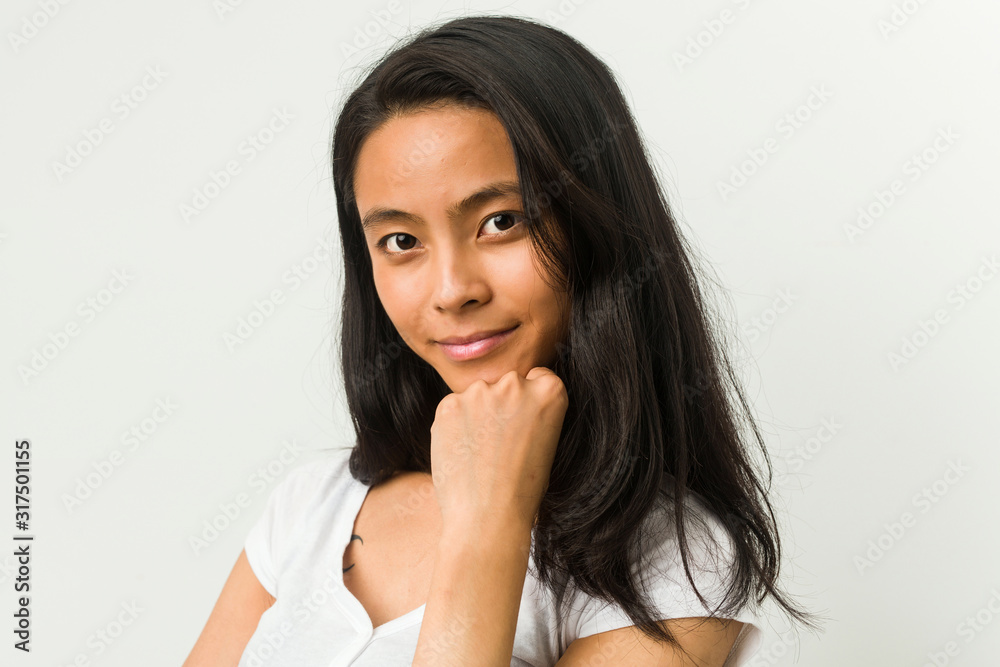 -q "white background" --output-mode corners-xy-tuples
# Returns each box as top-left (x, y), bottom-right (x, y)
(2, 1), (998, 665)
